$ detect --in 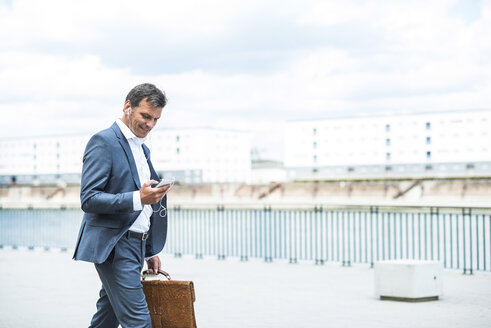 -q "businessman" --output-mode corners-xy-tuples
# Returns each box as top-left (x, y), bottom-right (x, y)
(73, 83), (169, 328)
